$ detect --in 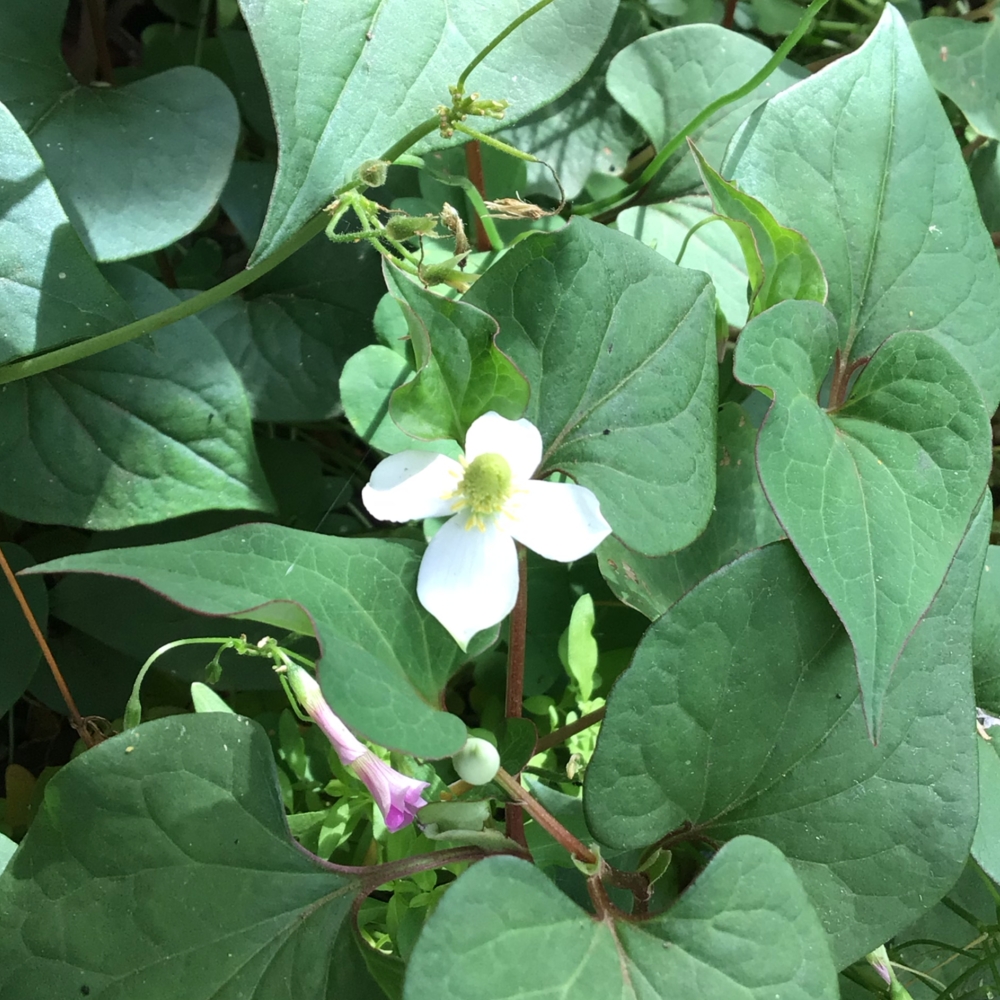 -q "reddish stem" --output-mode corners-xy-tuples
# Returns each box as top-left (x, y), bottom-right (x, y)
(534, 705), (606, 754)
(504, 547), (530, 847)
(0, 548), (96, 748)
(83, 0), (115, 84)
(721, 0), (738, 29)
(496, 767), (597, 864)
(464, 140), (492, 252)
